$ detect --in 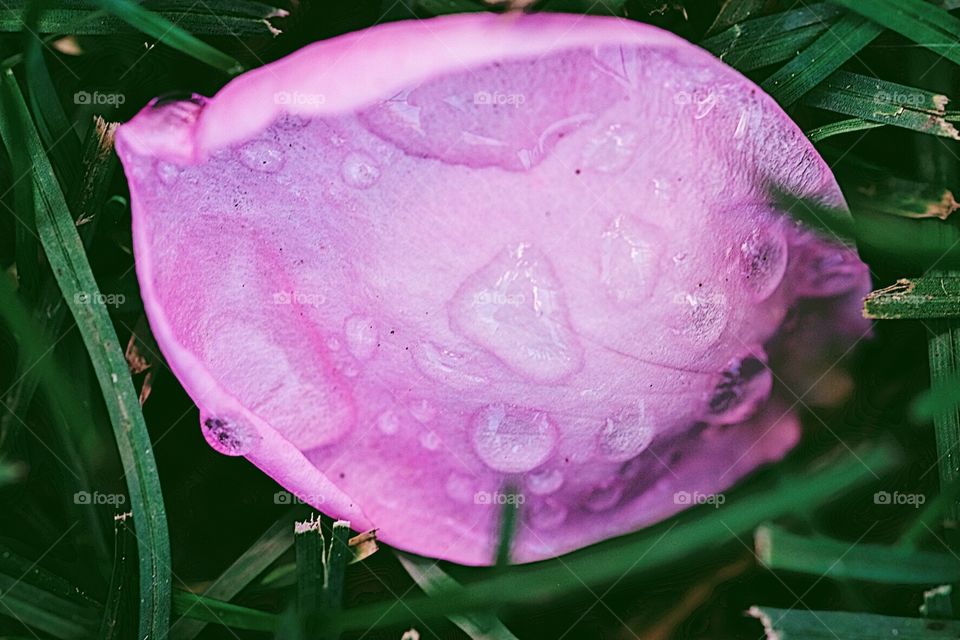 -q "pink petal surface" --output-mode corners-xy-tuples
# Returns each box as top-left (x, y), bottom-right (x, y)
(116, 13), (871, 564)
